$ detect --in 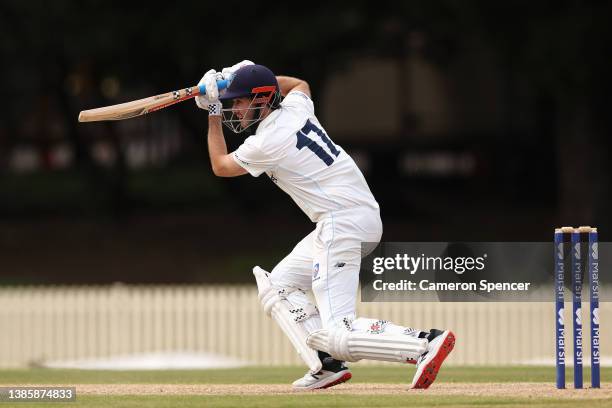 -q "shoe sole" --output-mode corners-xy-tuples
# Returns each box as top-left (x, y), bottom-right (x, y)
(317, 371), (352, 389)
(293, 370), (352, 391)
(411, 331), (455, 389)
